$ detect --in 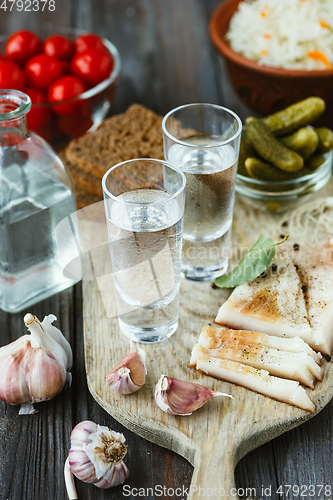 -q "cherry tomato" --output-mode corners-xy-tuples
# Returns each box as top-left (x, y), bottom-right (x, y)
(47, 75), (87, 114)
(25, 54), (63, 89)
(43, 35), (73, 61)
(71, 48), (114, 87)
(61, 61), (71, 75)
(56, 104), (93, 137)
(73, 33), (106, 53)
(25, 87), (51, 130)
(34, 121), (54, 143)
(5, 30), (41, 66)
(0, 60), (26, 91)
